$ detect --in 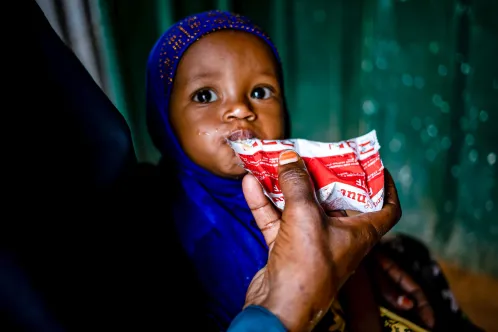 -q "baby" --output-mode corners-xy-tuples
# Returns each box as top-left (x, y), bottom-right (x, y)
(145, 10), (415, 332)
(146, 12), (287, 328)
